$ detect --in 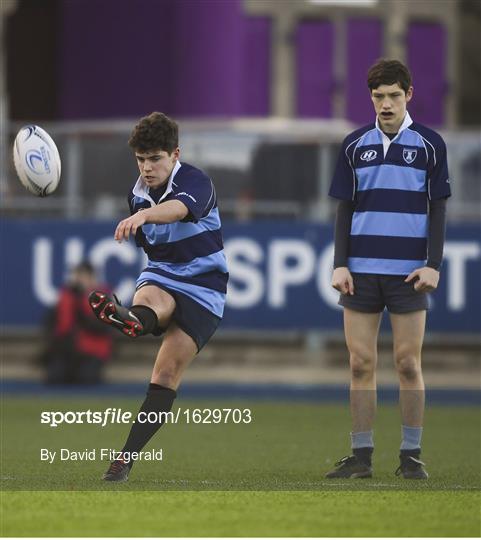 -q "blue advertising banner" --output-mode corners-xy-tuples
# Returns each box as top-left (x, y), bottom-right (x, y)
(1, 220), (480, 332)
